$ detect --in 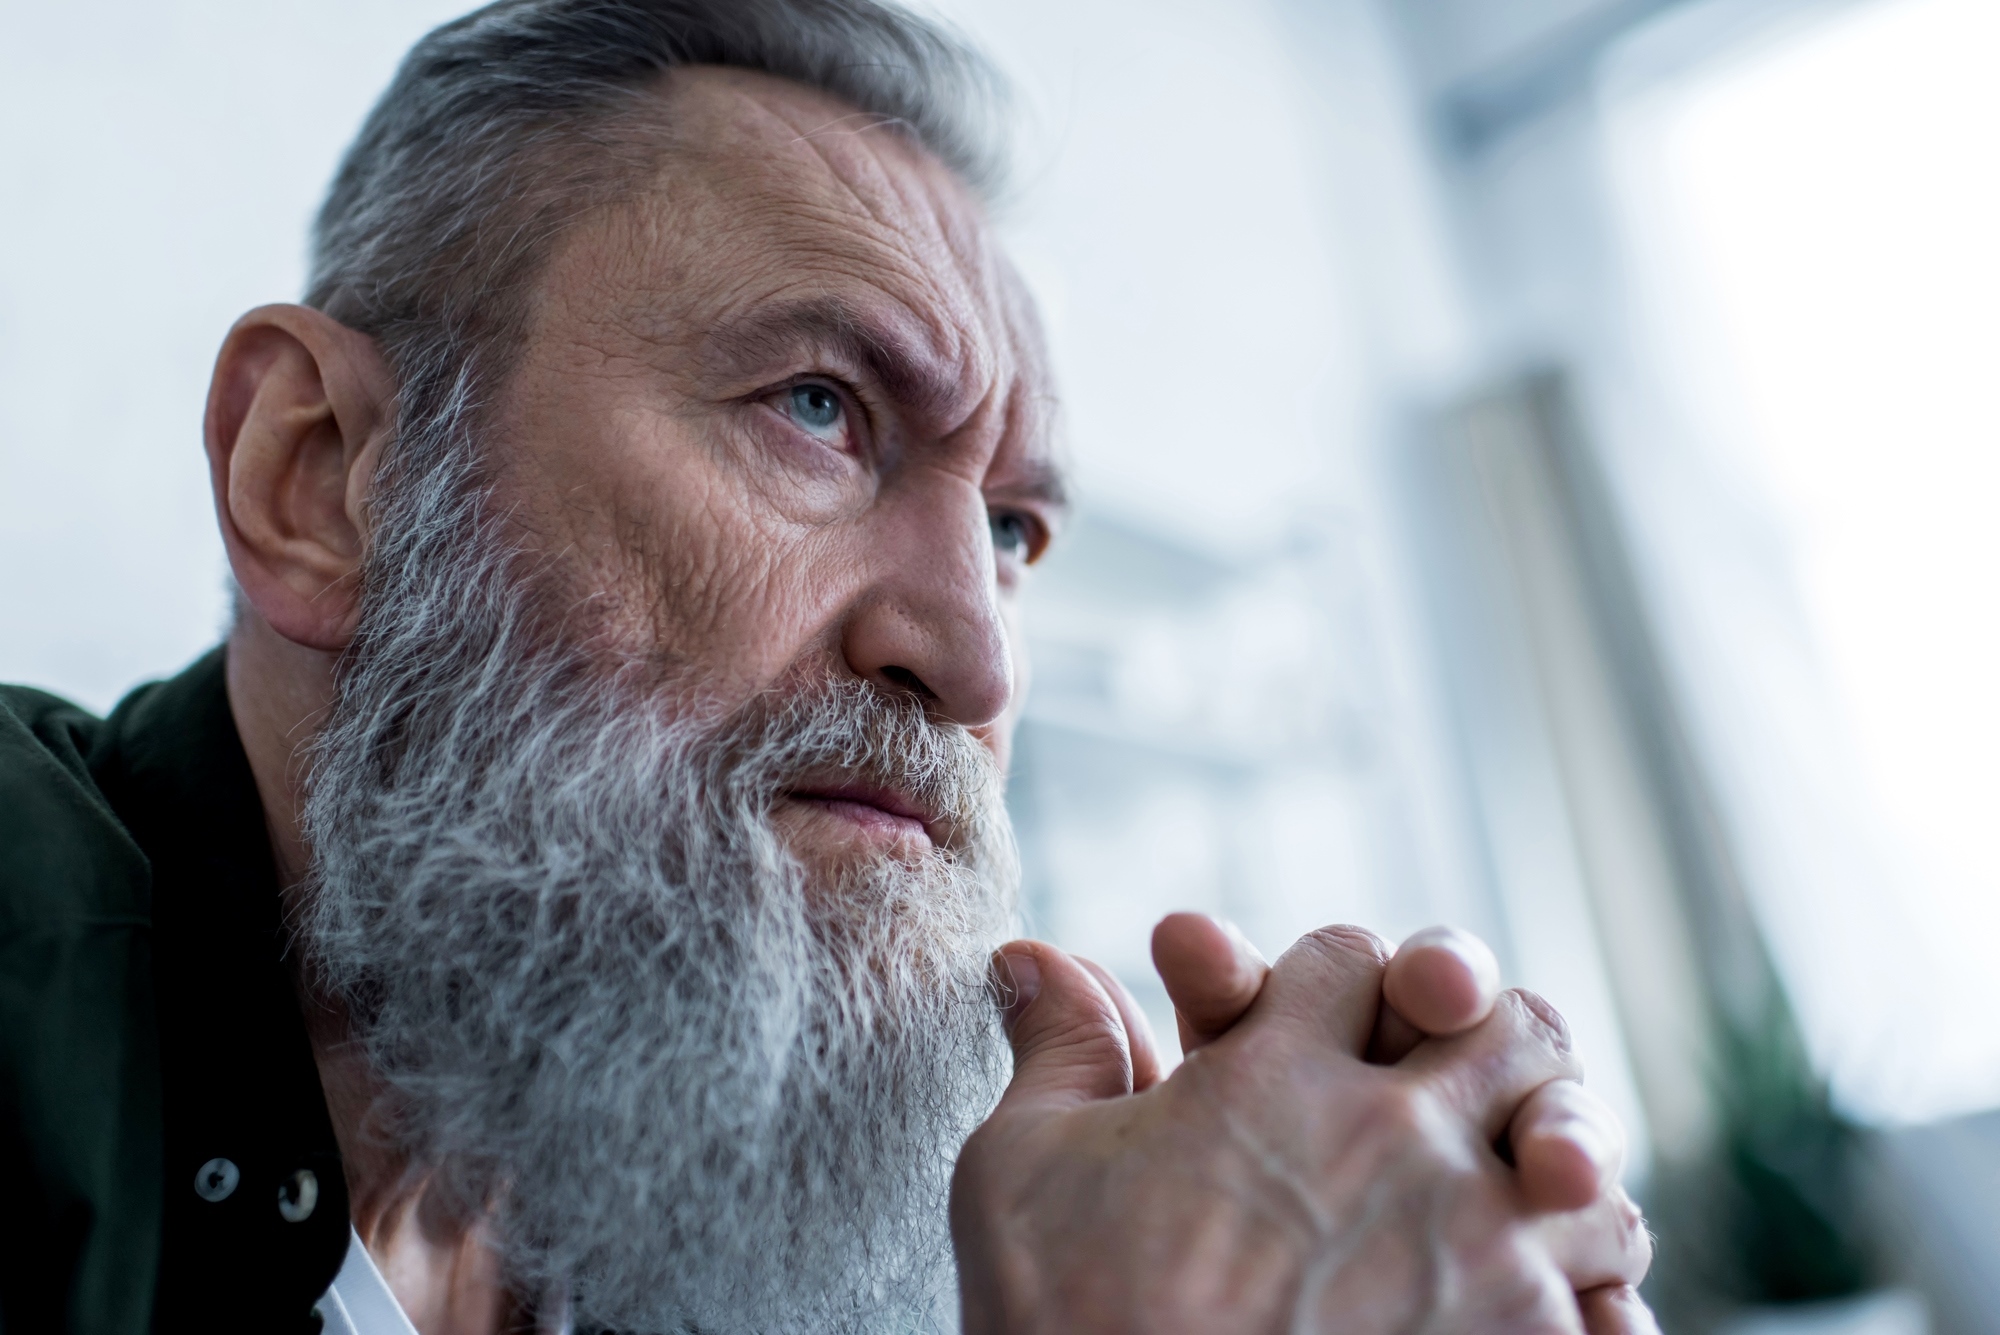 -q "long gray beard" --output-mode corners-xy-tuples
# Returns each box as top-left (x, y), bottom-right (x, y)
(300, 495), (1016, 1332)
